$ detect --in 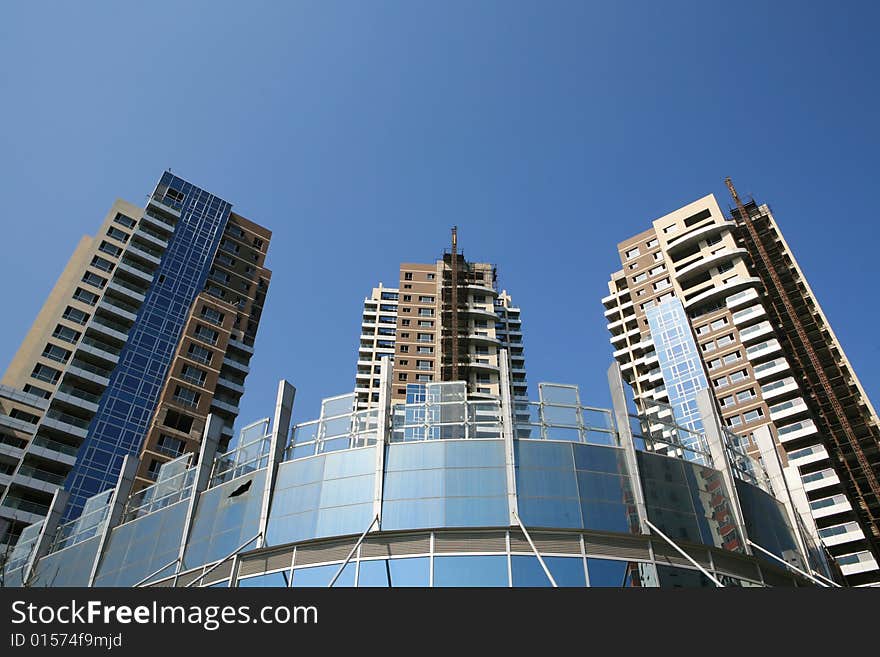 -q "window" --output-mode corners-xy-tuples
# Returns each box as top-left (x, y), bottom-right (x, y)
(683, 208), (712, 227)
(181, 364), (207, 386)
(736, 389), (756, 402)
(106, 226), (129, 243)
(163, 410), (194, 433)
(722, 351), (741, 365)
(52, 324), (80, 344)
(156, 434), (185, 458)
(716, 261), (734, 275)
(216, 253), (235, 267)
(31, 363), (61, 384)
(416, 374), (433, 382)
(628, 263), (639, 271)
(401, 307), (411, 313)
(625, 247), (641, 259)
(173, 385), (201, 408)
(9, 409), (39, 424)
(403, 272), (413, 281)
(23, 384), (51, 399)
(401, 319), (410, 326)
(400, 332), (410, 339)
(708, 358), (722, 370)
(726, 415), (742, 427)
(416, 360), (432, 370)
(632, 273), (647, 283)
(73, 288), (99, 306)
(418, 320), (433, 327)
(418, 308), (434, 317)
(62, 306), (89, 325)
(99, 240), (122, 257)
(701, 341), (716, 353)
(417, 346), (433, 354)
(418, 296), (434, 303)
(398, 373), (408, 381)
(713, 376), (728, 389)
(646, 238), (659, 248)
(720, 395), (735, 407)
(81, 271), (107, 289)
(187, 343), (213, 365)
(695, 324), (710, 336)
(743, 408), (764, 423)
(402, 295), (412, 302)
(663, 224), (679, 234)
(253, 237), (264, 249)
(652, 278), (671, 291)
(91, 255), (115, 272)
(729, 369), (748, 383)
(399, 345), (409, 353)
(417, 333), (432, 342)
(113, 213), (136, 229)
(194, 324), (220, 345)
(710, 318), (728, 331)
(426, 273), (435, 280)
(381, 291), (398, 301)
(403, 284), (412, 289)
(649, 265), (666, 276)
(716, 334), (735, 347)
(42, 344), (71, 363)
(398, 360), (409, 366)
(200, 306), (225, 326)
